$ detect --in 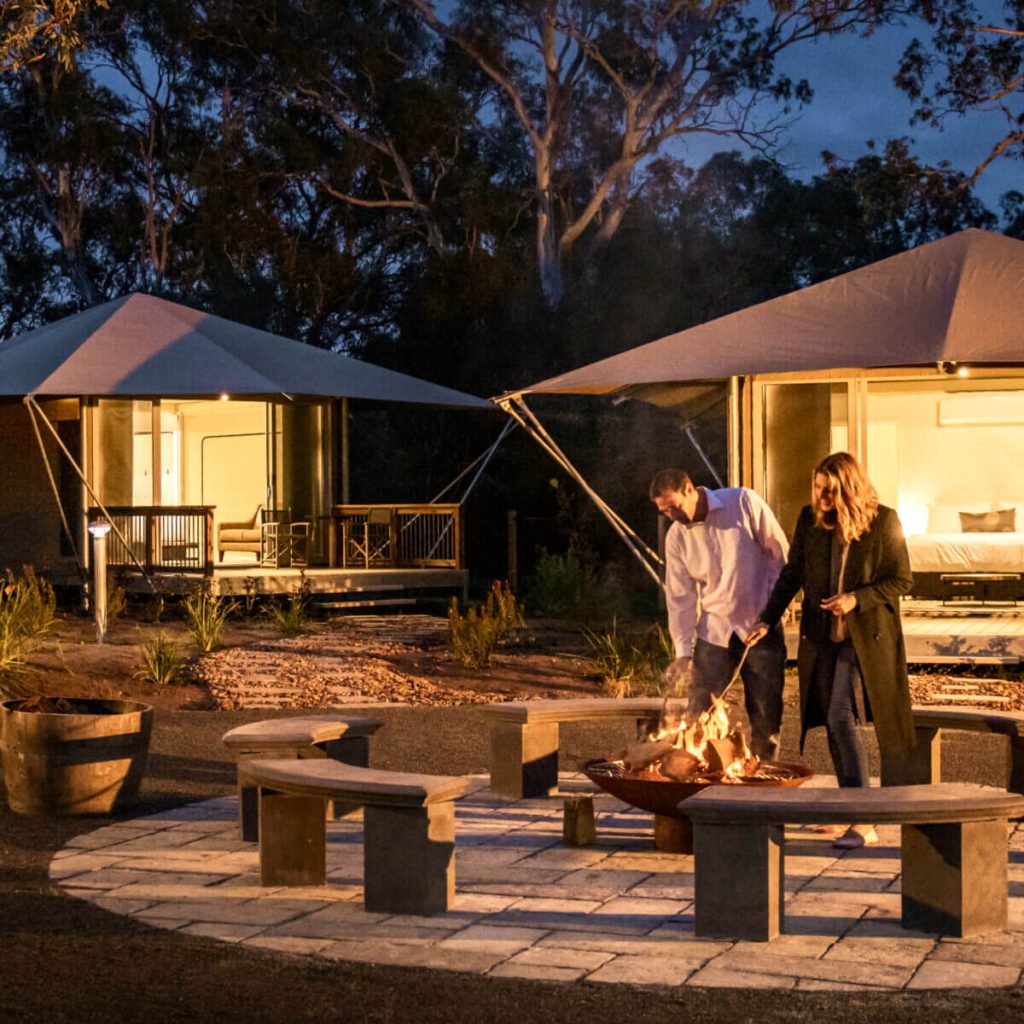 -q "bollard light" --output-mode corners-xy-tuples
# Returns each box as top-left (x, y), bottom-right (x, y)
(88, 519), (112, 644)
